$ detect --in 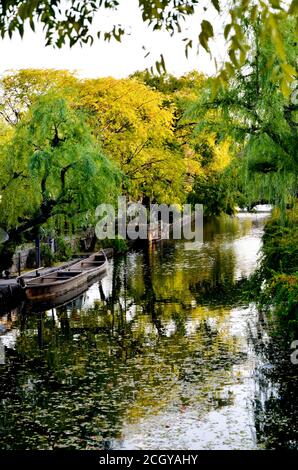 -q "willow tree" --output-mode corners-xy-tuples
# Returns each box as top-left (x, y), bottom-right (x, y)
(0, 93), (118, 268)
(187, 16), (298, 210)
